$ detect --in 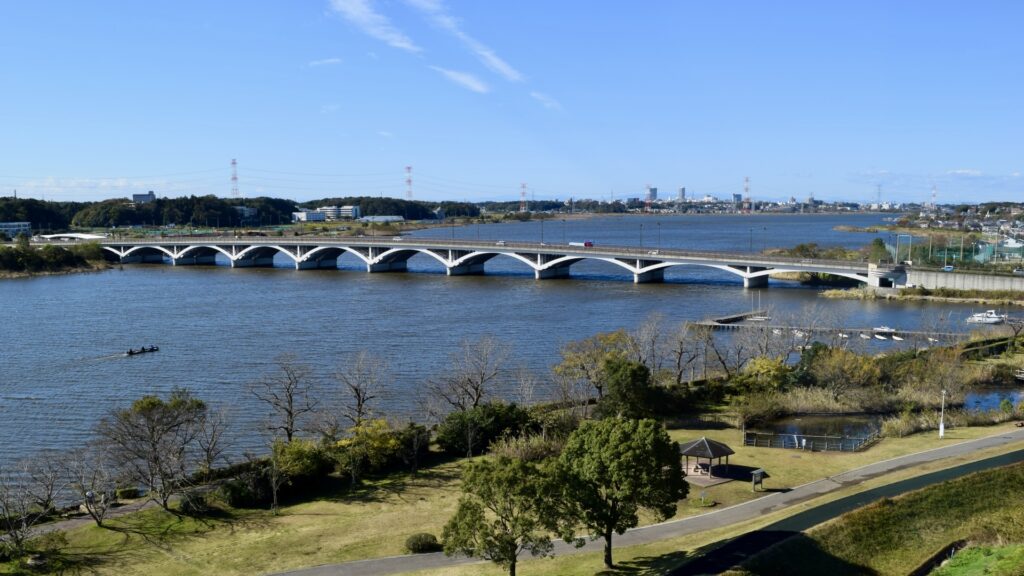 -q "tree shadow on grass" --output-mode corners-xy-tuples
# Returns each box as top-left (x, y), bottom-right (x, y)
(592, 550), (693, 575)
